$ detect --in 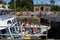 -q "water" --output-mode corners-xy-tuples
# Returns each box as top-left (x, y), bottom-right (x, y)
(52, 14), (60, 22)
